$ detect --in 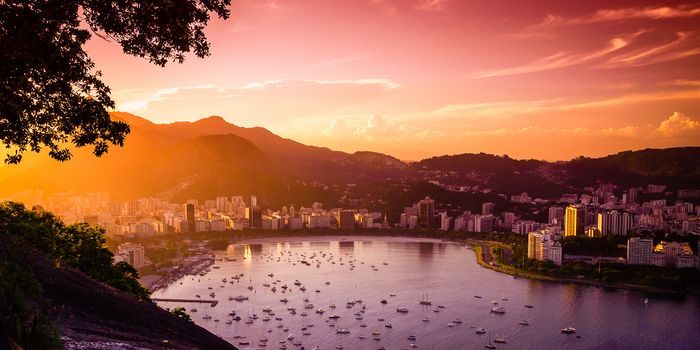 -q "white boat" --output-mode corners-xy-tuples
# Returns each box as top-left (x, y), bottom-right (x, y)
(490, 307), (506, 314)
(476, 328), (486, 334)
(336, 328), (351, 334)
(230, 295), (249, 301)
(518, 320), (529, 326)
(561, 327), (576, 334)
(396, 307), (409, 313)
